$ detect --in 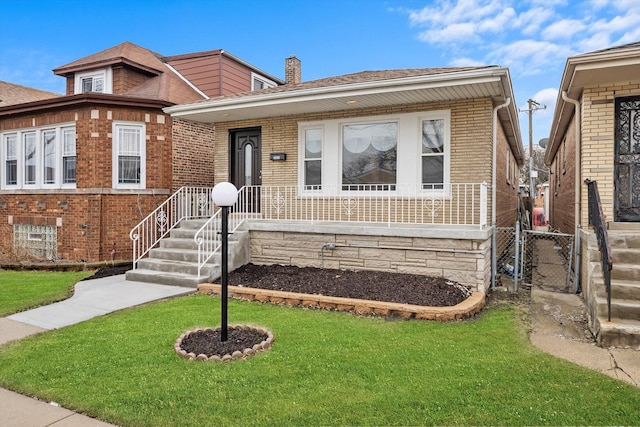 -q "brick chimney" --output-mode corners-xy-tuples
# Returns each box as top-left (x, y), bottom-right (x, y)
(285, 55), (301, 85)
